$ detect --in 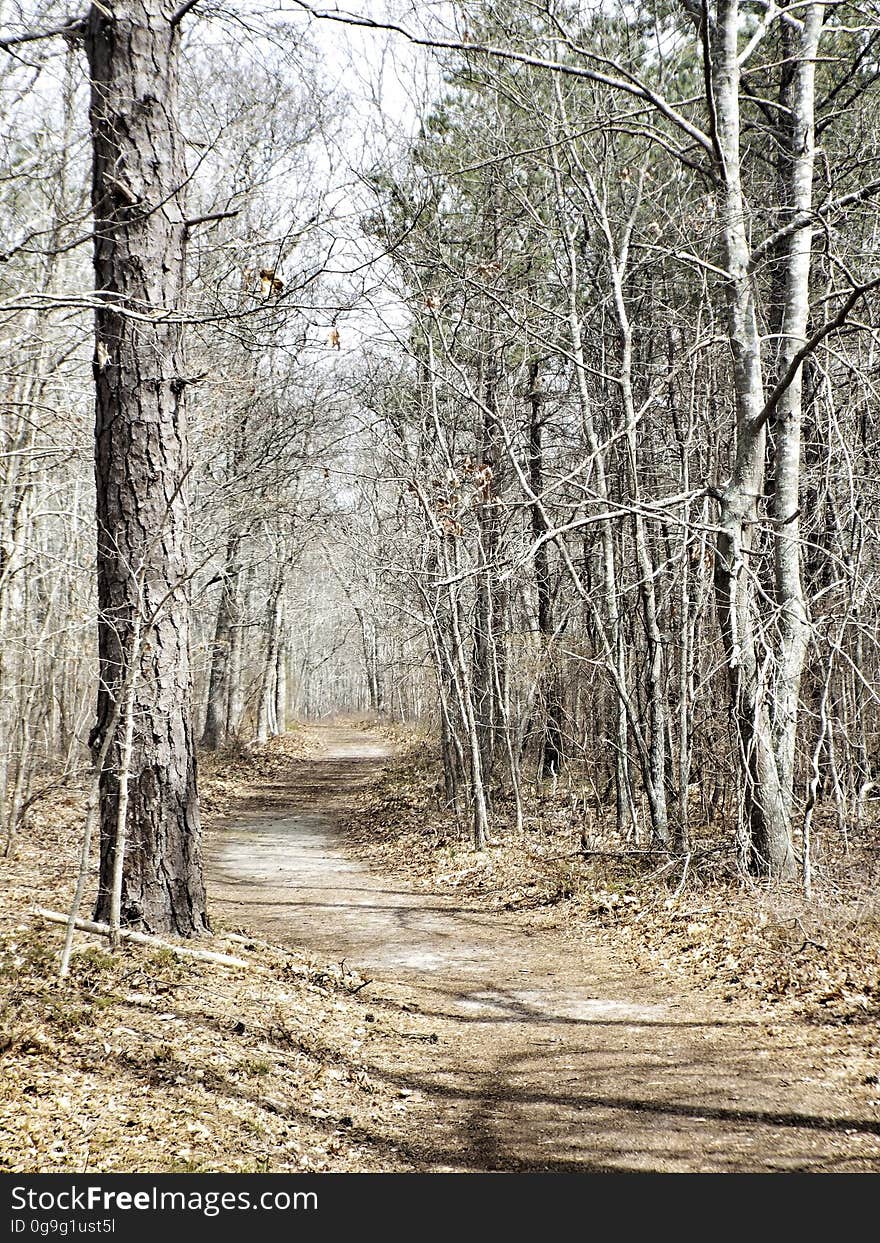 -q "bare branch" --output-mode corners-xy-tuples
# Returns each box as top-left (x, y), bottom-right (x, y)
(0, 17), (84, 52)
(750, 178), (880, 269)
(183, 208), (240, 230)
(169, 0), (200, 29)
(288, 2), (715, 156)
(753, 276), (880, 433)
